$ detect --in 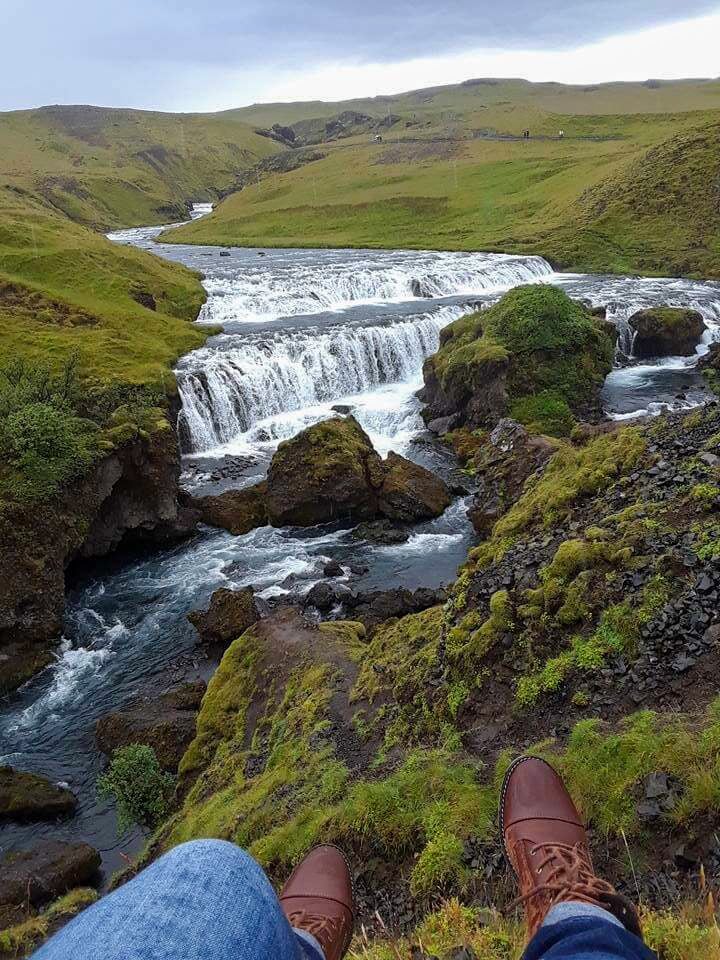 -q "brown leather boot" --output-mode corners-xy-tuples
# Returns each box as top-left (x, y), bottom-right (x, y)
(279, 845), (354, 960)
(500, 756), (642, 942)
